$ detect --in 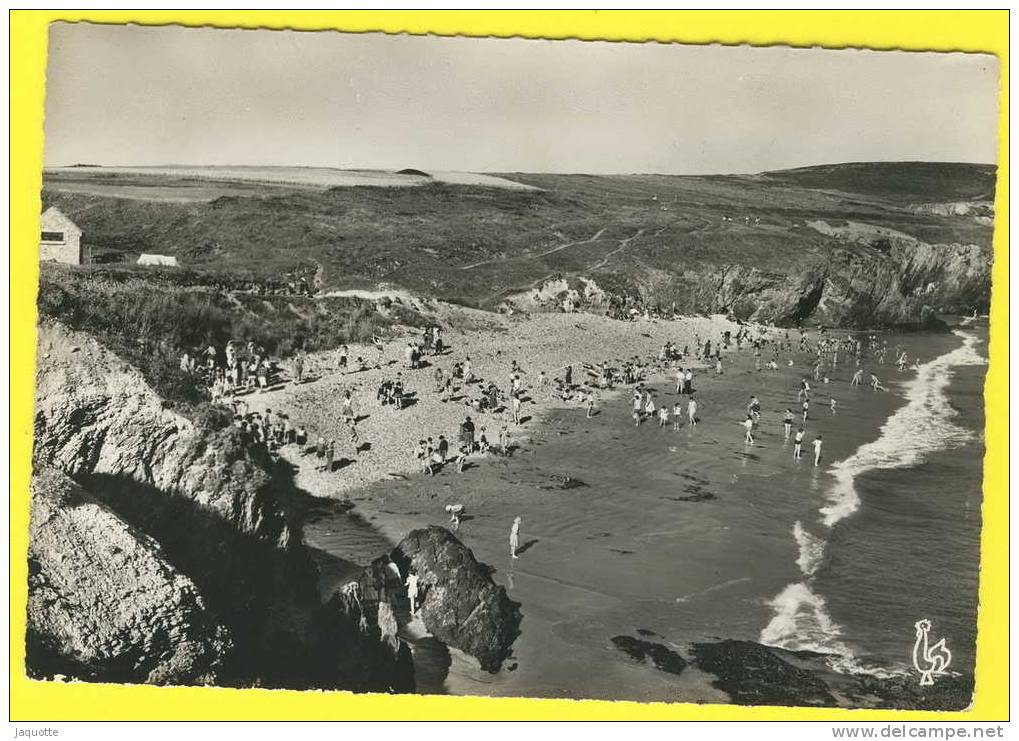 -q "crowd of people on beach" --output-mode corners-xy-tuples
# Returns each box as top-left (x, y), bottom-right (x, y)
(198, 302), (935, 600)
(190, 298), (947, 665)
